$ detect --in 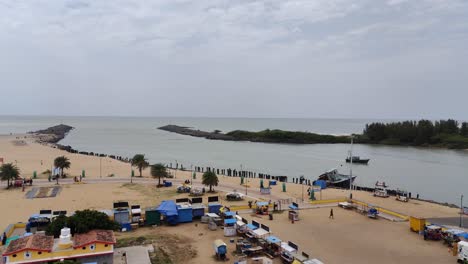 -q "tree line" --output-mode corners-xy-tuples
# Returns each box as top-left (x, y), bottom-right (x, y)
(360, 119), (468, 148)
